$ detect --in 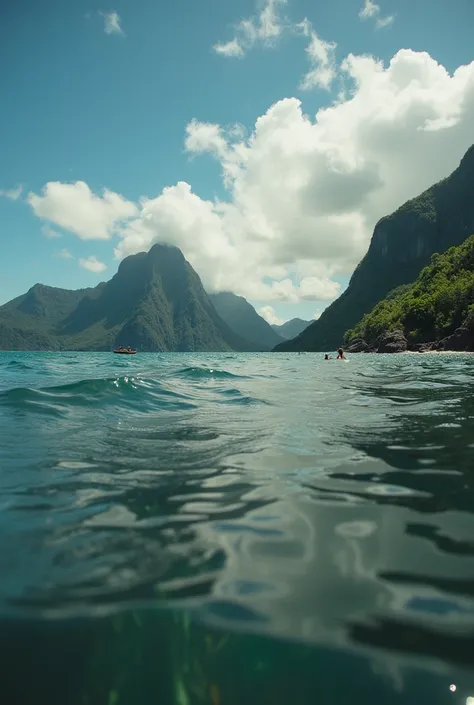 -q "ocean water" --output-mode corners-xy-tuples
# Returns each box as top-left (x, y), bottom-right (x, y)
(1, 351), (474, 704)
